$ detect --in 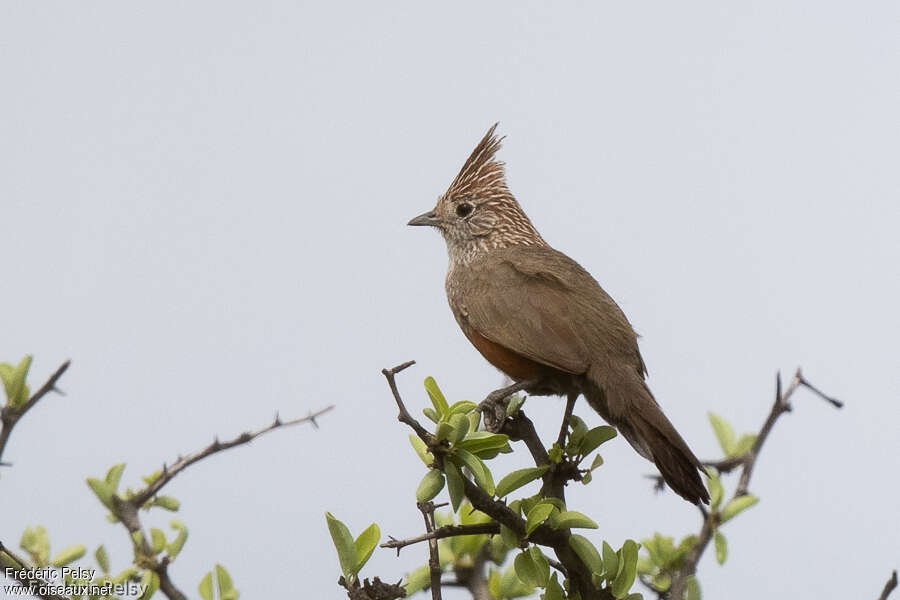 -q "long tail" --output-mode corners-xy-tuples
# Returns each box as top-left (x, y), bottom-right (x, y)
(586, 371), (710, 505)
